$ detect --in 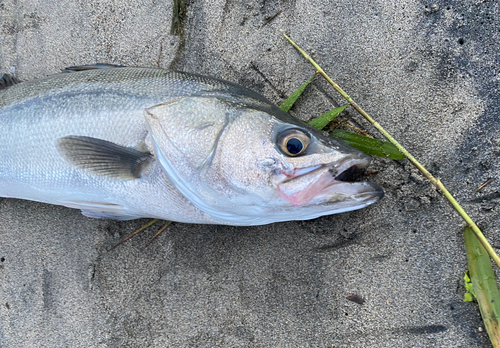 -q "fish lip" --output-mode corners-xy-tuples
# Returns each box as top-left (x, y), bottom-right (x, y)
(311, 181), (385, 205)
(277, 156), (384, 207)
(282, 156), (370, 183)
